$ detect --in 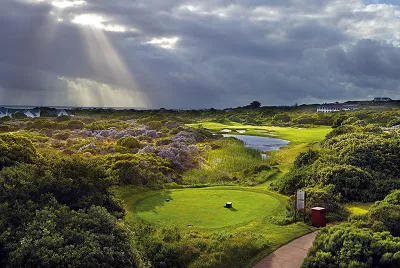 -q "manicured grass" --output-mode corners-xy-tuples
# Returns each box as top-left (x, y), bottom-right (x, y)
(115, 185), (313, 266)
(345, 203), (373, 216)
(187, 122), (332, 143)
(135, 188), (281, 229)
